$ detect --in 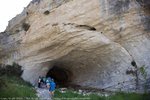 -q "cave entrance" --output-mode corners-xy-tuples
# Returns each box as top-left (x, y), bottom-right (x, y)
(46, 66), (72, 87)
